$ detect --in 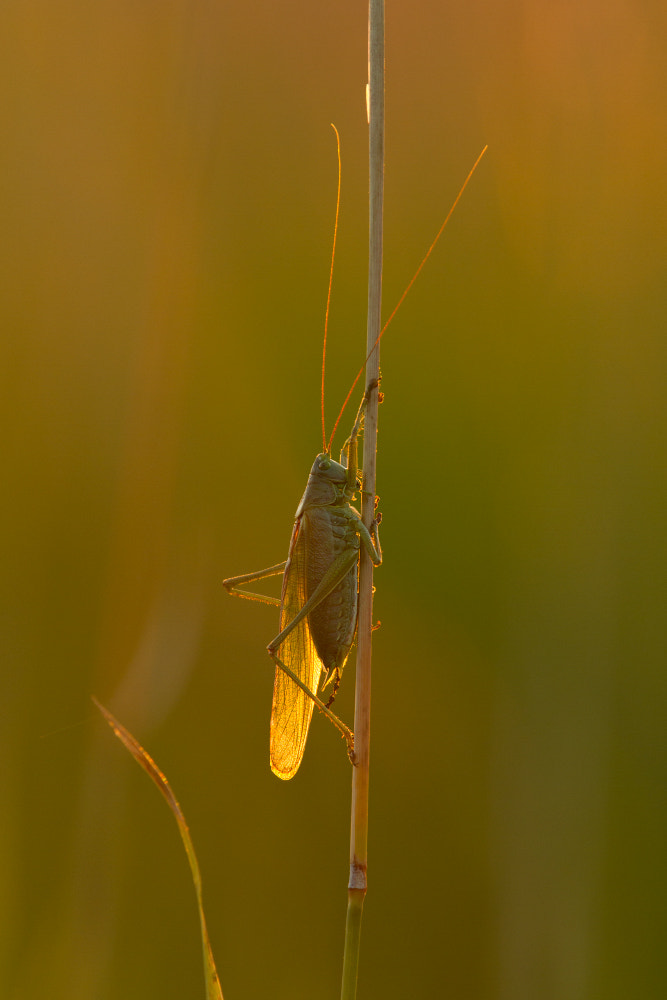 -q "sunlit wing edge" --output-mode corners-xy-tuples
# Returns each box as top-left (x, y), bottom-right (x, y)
(269, 522), (324, 779)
